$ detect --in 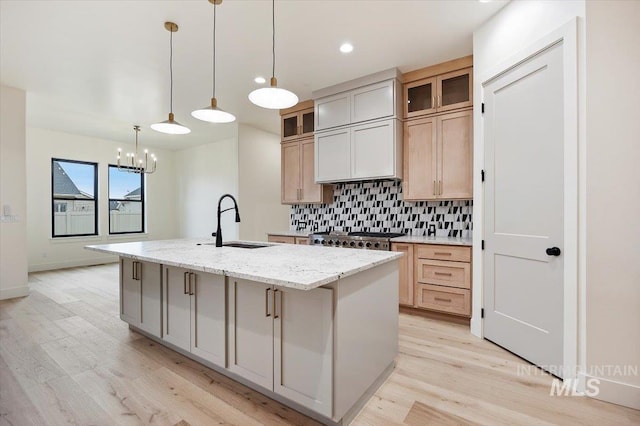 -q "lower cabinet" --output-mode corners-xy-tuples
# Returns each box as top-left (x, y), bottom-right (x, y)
(391, 243), (414, 306)
(120, 258), (162, 337)
(228, 279), (333, 417)
(162, 266), (226, 368)
(267, 235), (310, 245)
